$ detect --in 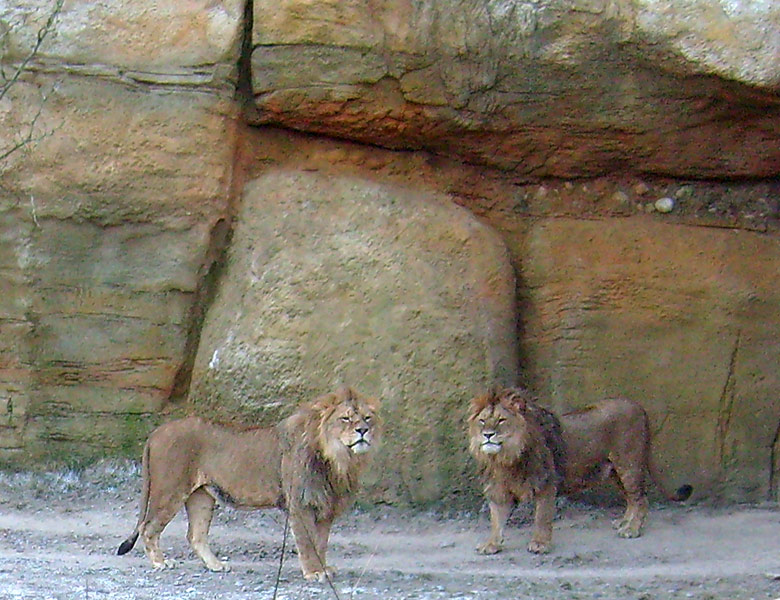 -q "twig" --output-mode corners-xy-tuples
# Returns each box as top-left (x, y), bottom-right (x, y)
(0, 0), (63, 163)
(0, 0), (64, 101)
(29, 195), (39, 227)
(321, 559), (342, 600)
(348, 538), (381, 600)
(272, 510), (290, 600)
